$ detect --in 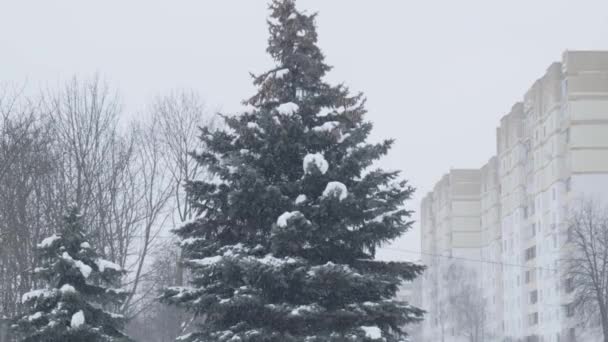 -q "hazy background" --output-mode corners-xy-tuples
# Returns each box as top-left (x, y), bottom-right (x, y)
(1, 0), (607, 261)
